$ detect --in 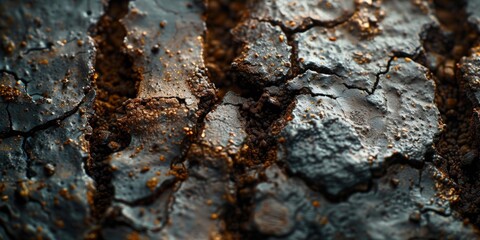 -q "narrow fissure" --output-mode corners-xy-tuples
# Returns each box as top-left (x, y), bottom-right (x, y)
(250, 9), (355, 36)
(369, 48), (422, 95)
(0, 95), (87, 139)
(87, 0), (140, 222)
(428, 0), (480, 227)
(204, 0), (283, 238)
